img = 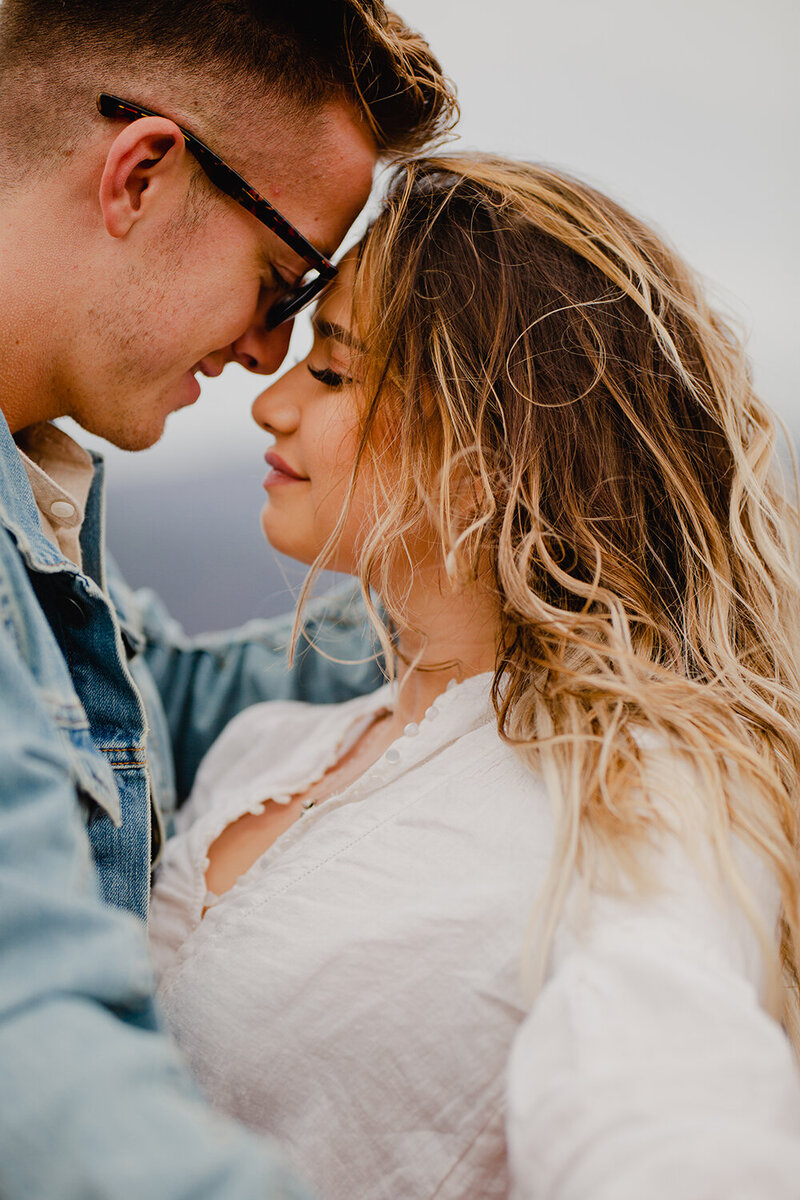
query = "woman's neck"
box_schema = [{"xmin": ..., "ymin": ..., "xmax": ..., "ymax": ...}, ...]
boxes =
[{"xmin": 388, "ymin": 568, "xmax": 500, "ymax": 727}]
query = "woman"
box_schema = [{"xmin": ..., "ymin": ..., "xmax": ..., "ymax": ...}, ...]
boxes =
[{"xmin": 149, "ymin": 157, "xmax": 800, "ymax": 1198}]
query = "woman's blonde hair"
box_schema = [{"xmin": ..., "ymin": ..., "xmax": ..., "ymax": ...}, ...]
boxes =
[{"xmin": 301, "ymin": 154, "xmax": 800, "ymax": 1041}]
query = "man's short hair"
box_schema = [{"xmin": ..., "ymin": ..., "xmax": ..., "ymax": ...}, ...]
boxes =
[{"xmin": 0, "ymin": 0, "xmax": 457, "ymax": 178}]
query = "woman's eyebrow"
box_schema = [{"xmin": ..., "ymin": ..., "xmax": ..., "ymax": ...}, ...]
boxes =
[{"xmin": 312, "ymin": 316, "xmax": 362, "ymax": 352}]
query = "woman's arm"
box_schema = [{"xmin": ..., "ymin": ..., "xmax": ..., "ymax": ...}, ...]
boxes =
[{"xmin": 507, "ymin": 837, "xmax": 800, "ymax": 1199}]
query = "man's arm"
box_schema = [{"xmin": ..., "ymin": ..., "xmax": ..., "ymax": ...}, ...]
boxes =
[
  {"xmin": 131, "ymin": 581, "xmax": 385, "ymax": 802},
  {"xmin": 0, "ymin": 626, "xmax": 314, "ymax": 1200}
]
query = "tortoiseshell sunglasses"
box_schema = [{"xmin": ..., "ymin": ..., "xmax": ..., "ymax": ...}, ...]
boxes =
[{"xmin": 97, "ymin": 93, "xmax": 338, "ymax": 330}]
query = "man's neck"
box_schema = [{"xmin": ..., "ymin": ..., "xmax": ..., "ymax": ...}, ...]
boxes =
[{"xmin": 0, "ymin": 191, "xmax": 70, "ymax": 434}]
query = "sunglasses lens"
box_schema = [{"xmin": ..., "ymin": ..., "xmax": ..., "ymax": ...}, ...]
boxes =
[{"xmin": 265, "ymin": 273, "xmax": 327, "ymax": 330}]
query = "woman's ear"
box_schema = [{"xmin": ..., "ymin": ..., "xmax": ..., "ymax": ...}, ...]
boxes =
[{"xmin": 98, "ymin": 116, "xmax": 188, "ymax": 238}]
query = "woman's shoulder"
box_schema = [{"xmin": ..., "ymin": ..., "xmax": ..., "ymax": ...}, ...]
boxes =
[
  {"xmin": 186, "ymin": 686, "xmax": 394, "ymax": 820},
  {"xmin": 214, "ymin": 687, "xmax": 388, "ymax": 746}
]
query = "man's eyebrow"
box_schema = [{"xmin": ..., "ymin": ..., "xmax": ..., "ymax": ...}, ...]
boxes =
[{"xmin": 312, "ymin": 316, "xmax": 362, "ymax": 352}]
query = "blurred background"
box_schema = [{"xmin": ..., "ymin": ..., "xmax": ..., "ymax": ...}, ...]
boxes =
[{"xmin": 71, "ymin": 0, "xmax": 799, "ymax": 633}]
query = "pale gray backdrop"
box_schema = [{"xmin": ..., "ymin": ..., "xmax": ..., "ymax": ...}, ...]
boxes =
[{"xmin": 72, "ymin": 0, "xmax": 799, "ymax": 632}]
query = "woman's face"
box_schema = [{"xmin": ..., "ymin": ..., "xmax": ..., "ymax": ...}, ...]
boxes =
[{"xmin": 251, "ymin": 252, "xmax": 374, "ymax": 571}]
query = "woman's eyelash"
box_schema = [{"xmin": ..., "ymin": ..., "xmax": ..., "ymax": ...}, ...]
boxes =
[{"xmin": 307, "ymin": 364, "xmax": 350, "ymax": 389}]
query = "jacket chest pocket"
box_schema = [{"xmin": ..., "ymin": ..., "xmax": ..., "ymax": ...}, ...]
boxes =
[{"xmin": 42, "ymin": 691, "xmax": 123, "ymax": 827}]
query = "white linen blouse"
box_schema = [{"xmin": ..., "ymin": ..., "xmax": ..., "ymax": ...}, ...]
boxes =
[
  {"xmin": 150, "ymin": 674, "xmax": 544, "ymax": 1199},
  {"xmin": 149, "ymin": 675, "xmax": 800, "ymax": 1200}
]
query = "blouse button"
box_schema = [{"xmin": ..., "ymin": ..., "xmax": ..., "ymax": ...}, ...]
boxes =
[
  {"xmin": 425, "ymin": 705, "xmax": 440, "ymax": 722},
  {"xmin": 403, "ymin": 722, "xmax": 419, "ymax": 738},
  {"xmin": 385, "ymin": 747, "xmax": 401, "ymax": 764}
]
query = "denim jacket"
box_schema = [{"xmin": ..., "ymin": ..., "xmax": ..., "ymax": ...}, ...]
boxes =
[{"xmin": 0, "ymin": 412, "xmax": 382, "ymax": 1199}]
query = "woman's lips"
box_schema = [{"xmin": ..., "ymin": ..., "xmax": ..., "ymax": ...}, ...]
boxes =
[{"xmin": 263, "ymin": 451, "xmax": 309, "ymax": 489}]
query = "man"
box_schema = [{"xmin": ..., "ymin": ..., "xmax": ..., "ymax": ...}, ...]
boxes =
[{"xmin": 0, "ymin": 2, "xmax": 456, "ymax": 1195}]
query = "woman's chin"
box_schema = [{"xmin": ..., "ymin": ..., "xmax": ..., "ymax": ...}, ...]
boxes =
[
  {"xmin": 259, "ymin": 503, "xmax": 360, "ymax": 575},
  {"xmin": 260, "ymin": 508, "xmax": 313, "ymax": 565}
]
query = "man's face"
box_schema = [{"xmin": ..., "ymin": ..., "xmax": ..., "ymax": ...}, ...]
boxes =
[{"xmin": 70, "ymin": 99, "xmax": 376, "ymax": 451}]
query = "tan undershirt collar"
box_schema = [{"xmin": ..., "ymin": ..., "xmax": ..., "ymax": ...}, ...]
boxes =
[{"xmin": 14, "ymin": 422, "xmax": 94, "ymax": 570}]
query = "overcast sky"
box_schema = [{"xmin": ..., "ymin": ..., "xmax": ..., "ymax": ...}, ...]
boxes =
[{"xmin": 77, "ymin": 0, "xmax": 799, "ymax": 482}]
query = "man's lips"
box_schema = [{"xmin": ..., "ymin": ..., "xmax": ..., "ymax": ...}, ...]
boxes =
[
  {"xmin": 173, "ymin": 360, "xmax": 220, "ymax": 412},
  {"xmin": 263, "ymin": 451, "xmax": 309, "ymax": 487},
  {"xmin": 176, "ymin": 373, "xmax": 201, "ymax": 408}
]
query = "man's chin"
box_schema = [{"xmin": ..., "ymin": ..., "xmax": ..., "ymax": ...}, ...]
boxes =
[
  {"xmin": 109, "ymin": 427, "xmax": 166, "ymax": 453},
  {"xmin": 78, "ymin": 413, "xmax": 168, "ymax": 454},
  {"xmin": 80, "ymin": 387, "xmax": 197, "ymax": 452}
]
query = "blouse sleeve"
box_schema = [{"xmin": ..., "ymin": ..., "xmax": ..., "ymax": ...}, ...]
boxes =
[
  {"xmin": 172, "ymin": 700, "xmax": 304, "ymax": 832},
  {"xmin": 172, "ymin": 696, "xmax": 351, "ymax": 833},
  {"xmin": 171, "ymin": 702, "xmax": 271, "ymax": 832},
  {"xmin": 506, "ymin": 833, "xmax": 800, "ymax": 1199}
]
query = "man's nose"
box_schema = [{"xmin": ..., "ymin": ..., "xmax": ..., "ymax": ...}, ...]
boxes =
[{"xmin": 231, "ymin": 312, "xmax": 295, "ymax": 375}]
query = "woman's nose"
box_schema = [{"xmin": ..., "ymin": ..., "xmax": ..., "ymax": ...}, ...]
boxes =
[{"xmin": 251, "ymin": 365, "xmax": 303, "ymax": 434}]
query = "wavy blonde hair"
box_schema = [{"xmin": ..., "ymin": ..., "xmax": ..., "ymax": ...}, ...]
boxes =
[{"xmin": 300, "ymin": 155, "xmax": 800, "ymax": 1041}]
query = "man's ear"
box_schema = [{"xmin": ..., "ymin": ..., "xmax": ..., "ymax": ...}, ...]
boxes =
[{"xmin": 98, "ymin": 117, "xmax": 188, "ymax": 238}]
